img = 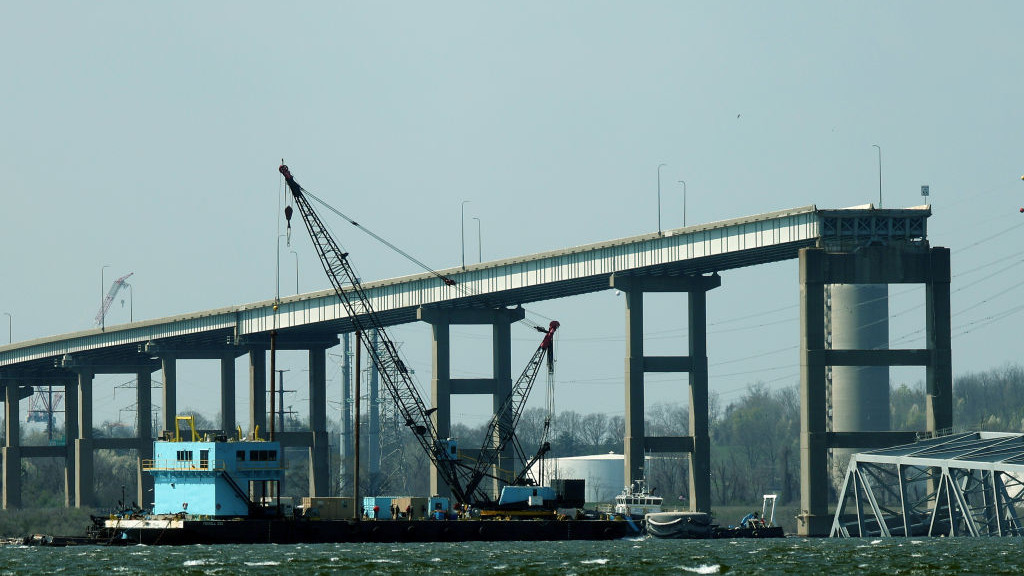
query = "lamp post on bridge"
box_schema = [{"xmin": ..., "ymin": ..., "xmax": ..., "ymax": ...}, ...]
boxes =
[
  {"xmin": 125, "ymin": 283, "xmax": 133, "ymax": 322},
  {"xmin": 290, "ymin": 250, "xmax": 299, "ymax": 295},
  {"xmin": 657, "ymin": 163, "xmax": 666, "ymax": 234},
  {"xmin": 677, "ymin": 179, "xmax": 687, "ymax": 227},
  {"xmin": 461, "ymin": 200, "xmax": 471, "ymax": 270},
  {"xmin": 472, "ymin": 217, "xmax": 481, "ymax": 263},
  {"xmin": 873, "ymin": 144, "xmax": 882, "ymax": 208}
]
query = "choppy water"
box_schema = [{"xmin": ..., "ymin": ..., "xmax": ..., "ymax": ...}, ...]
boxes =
[{"xmin": 2, "ymin": 537, "xmax": 1023, "ymax": 575}]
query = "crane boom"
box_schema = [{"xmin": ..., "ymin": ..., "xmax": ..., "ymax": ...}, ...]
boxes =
[
  {"xmin": 279, "ymin": 163, "xmax": 470, "ymax": 503},
  {"xmin": 463, "ymin": 321, "xmax": 559, "ymax": 503},
  {"xmin": 94, "ymin": 272, "xmax": 134, "ymax": 326}
]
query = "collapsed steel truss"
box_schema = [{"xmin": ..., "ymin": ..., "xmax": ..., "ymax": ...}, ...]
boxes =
[{"xmin": 831, "ymin": 432, "xmax": 1024, "ymax": 537}]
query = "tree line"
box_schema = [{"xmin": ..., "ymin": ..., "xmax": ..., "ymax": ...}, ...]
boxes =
[{"xmin": 8, "ymin": 363, "xmax": 1024, "ymax": 510}]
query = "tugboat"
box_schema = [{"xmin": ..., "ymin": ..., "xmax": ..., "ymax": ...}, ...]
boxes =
[{"xmin": 613, "ymin": 479, "xmax": 663, "ymax": 519}]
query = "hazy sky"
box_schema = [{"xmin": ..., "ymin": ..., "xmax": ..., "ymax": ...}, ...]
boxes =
[{"xmin": 3, "ymin": 2, "xmax": 1023, "ymax": 431}]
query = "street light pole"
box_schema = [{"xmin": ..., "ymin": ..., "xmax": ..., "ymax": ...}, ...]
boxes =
[
  {"xmin": 126, "ymin": 284, "xmax": 133, "ymax": 322},
  {"xmin": 276, "ymin": 234, "xmax": 286, "ymax": 302},
  {"xmin": 872, "ymin": 144, "xmax": 882, "ymax": 208},
  {"xmin": 290, "ymin": 250, "xmax": 299, "ymax": 295},
  {"xmin": 677, "ymin": 179, "xmax": 687, "ymax": 227},
  {"xmin": 101, "ymin": 264, "xmax": 110, "ymax": 331},
  {"xmin": 461, "ymin": 200, "xmax": 471, "ymax": 269},
  {"xmin": 472, "ymin": 217, "xmax": 481, "ymax": 263},
  {"xmin": 657, "ymin": 163, "xmax": 666, "ymax": 234},
  {"xmin": 3, "ymin": 312, "xmax": 10, "ymax": 344}
]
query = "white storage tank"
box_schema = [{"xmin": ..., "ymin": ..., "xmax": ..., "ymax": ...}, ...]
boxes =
[{"xmin": 537, "ymin": 453, "xmax": 654, "ymax": 503}]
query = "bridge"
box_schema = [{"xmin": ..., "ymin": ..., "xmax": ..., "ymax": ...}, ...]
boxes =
[{"xmin": 0, "ymin": 204, "xmax": 949, "ymax": 536}]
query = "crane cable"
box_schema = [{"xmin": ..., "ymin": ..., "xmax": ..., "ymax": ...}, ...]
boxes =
[{"xmin": 282, "ymin": 173, "xmax": 548, "ymax": 332}]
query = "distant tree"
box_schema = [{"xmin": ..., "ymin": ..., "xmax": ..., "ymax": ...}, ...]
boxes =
[{"xmin": 578, "ymin": 412, "xmax": 608, "ymax": 454}]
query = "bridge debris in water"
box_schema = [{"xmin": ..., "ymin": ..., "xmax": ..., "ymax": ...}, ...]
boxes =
[{"xmin": 831, "ymin": 431, "xmax": 1024, "ymax": 537}]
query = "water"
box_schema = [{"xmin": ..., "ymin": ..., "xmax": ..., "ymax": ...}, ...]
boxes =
[{"xmin": 2, "ymin": 537, "xmax": 1023, "ymax": 575}]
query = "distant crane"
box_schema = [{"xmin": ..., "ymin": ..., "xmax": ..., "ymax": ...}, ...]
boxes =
[
  {"xmin": 94, "ymin": 272, "xmax": 133, "ymax": 326},
  {"xmin": 26, "ymin": 386, "xmax": 64, "ymax": 442}
]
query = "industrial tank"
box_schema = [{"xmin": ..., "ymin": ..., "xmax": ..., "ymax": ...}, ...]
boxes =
[{"xmin": 539, "ymin": 453, "xmax": 628, "ymax": 503}]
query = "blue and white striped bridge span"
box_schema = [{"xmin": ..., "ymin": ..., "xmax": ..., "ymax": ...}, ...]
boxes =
[{"xmin": 0, "ymin": 204, "xmax": 940, "ymax": 532}]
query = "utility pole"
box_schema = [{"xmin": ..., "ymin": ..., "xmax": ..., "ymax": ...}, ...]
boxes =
[{"xmin": 275, "ymin": 369, "xmax": 293, "ymax": 433}]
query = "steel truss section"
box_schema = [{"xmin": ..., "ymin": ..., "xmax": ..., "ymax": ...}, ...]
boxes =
[{"xmin": 831, "ymin": 432, "xmax": 1024, "ymax": 537}]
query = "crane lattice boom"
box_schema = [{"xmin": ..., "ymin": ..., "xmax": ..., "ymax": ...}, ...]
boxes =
[
  {"xmin": 94, "ymin": 272, "xmax": 134, "ymax": 326},
  {"xmin": 279, "ymin": 164, "xmax": 470, "ymax": 503}
]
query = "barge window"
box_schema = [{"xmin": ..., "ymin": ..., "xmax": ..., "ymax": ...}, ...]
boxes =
[
  {"xmin": 236, "ymin": 451, "xmax": 245, "ymax": 461},
  {"xmin": 176, "ymin": 450, "xmax": 193, "ymax": 462},
  {"xmin": 248, "ymin": 450, "xmax": 278, "ymax": 462}
]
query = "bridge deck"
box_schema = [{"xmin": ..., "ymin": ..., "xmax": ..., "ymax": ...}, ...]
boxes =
[{"xmin": 0, "ymin": 204, "xmax": 929, "ymax": 375}]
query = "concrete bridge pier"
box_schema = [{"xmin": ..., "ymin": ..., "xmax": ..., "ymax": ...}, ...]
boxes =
[
  {"xmin": 2, "ymin": 379, "xmax": 28, "ymax": 508},
  {"xmin": 56, "ymin": 355, "xmax": 160, "ymax": 508},
  {"xmin": 798, "ymin": 245, "xmax": 952, "ymax": 537},
  {"xmin": 74, "ymin": 369, "xmax": 95, "ymax": 508},
  {"xmin": 135, "ymin": 370, "xmax": 153, "ymax": 507},
  {"xmin": 611, "ymin": 272, "xmax": 720, "ymax": 514},
  {"xmin": 249, "ymin": 347, "xmax": 268, "ymax": 438},
  {"xmin": 417, "ymin": 306, "xmax": 526, "ymax": 501},
  {"xmin": 307, "ymin": 345, "xmax": 330, "ymax": 497}
]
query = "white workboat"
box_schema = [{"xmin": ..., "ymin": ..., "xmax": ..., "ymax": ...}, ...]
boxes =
[{"xmin": 613, "ymin": 479, "xmax": 663, "ymax": 518}]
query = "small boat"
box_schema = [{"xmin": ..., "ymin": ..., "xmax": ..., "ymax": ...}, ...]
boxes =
[
  {"xmin": 645, "ymin": 494, "xmax": 785, "ymax": 539},
  {"xmin": 613, "ymin": 479, "xmax": 663, "ymax": 519}
]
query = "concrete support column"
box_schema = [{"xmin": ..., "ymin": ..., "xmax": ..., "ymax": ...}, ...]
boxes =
[
  {"xmin": 492, "ymin": 315, "xmax": 515, "ymax": 492},
  {"xmin": 3, "ymin": 381, "xmax": 22, "ymax": 508},
  {"xmin": 75, "ymin": 371, "xmax": 95, "ymax": 508},
  {"xmin": 220, "ymin": 355, "xmax": 236, "ymax": 435},
  {"xmin": 136, "ymin": 370, "xmax": 153, "ymax": 508},
  {"xmin": 428, "ymin": 320, "xmax": 451, "ymax": 499},
  {"xmin": 161, "ymin": 356, "xmax": 176, "ymax": 435},
  {"xmin": 249, "ymin": 349, "xmax": 267, "ymax": 438},
  {"xmin": 308, "ymin": 346, "xmax": 329, "ymax": 497},
  {"xmin": 799, "ymin": 248, "xmax": 834, "ymax": 537},
  {"xmin": 418, "ymin": 306, "xmax": 526, "ymax": 501},
  {"xmin": 612, "ymin": 273, "xmax": 719, "ymax": 501},
  {"xmin": 688, "ymin": 289, "xmax": 711, "ymax": 514},
  {"xmin": 623, "ymin": 287, "xmax": 646, "ymax": 487},
  {"xmin": 368, "ymin": 331, "xmax": 380, "ymax": 492},
  {"xmin": 926, "ymin": 248, "xmax": 953, "ymax": 432},
  {"xmin": 340, "ymin": 333, "xmax": 352, "ymax": 489},
  {"xmin": 64, "ymin": 378, "xmax": 78, "ymax": 508}
]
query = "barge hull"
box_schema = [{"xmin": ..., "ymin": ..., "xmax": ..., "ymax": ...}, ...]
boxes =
[{"xmin": 95, "ymin": 518, "xmax": 637, "ymax": 545}]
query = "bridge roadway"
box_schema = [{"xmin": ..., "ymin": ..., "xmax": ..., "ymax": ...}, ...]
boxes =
[
  {"xmin": 0, "ymin": 204, "xmax": 944, "ymax": 537},
  {"xmin": 0, "ymin": 204, "xmax": 928, "ymax": 370}
]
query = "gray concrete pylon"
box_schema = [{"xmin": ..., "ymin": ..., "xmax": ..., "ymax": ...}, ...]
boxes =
[
  {"xmin": 136, "ymin": 370, "xmax": 153, "ymax": 508},
  {"xmin": 797, "ymin": 245, "xmax": 953, "ymax": 537},
  {"xmin": 799, "ymin": 249, "xmax": 829, "ymax": 537},
  {"xmin": 161, "ymin": 355, "xmax": 176, "ymax": 435},
  {"xmin": 64, "ymin": 377, "xmax": 78, "ymax": 507},
  {"xmin": 417, "ymin": 306, "xmax": 527, "ymax": 502},
  {"xmin": 926, "ymin": 248, "xmax": 953, "ymax": 431},
  {"xmin": 610, "ymin": 272, "xmax": 719, "ymax": 514},
  {"xmin": 220, "ymin": 355, "xmax": 236, "ymax": 435},
  {"xmin": 75, "ymin": 370, "xmax": 95, "ymax": 508},
  {"xmin": 688, "ymin": 286, "xmax": 712, "ymax": 514},
  {"xmin": 3, "ymin": 379, "xmax": 22, "ymax": 509},
  {"xmin": 308, "ymin": 346, "xmax": 329, "ymax": 497},
  {"xmin": 249, "ymin": 348, "xmax": 267, "ymax": 438},
  {"xmin": 340, "ymin": 333, "xmax": 352, "ymax": 490},
  {"xmin": 368, "ymin": 331, "xmax": 380, "ymax": 493}
]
